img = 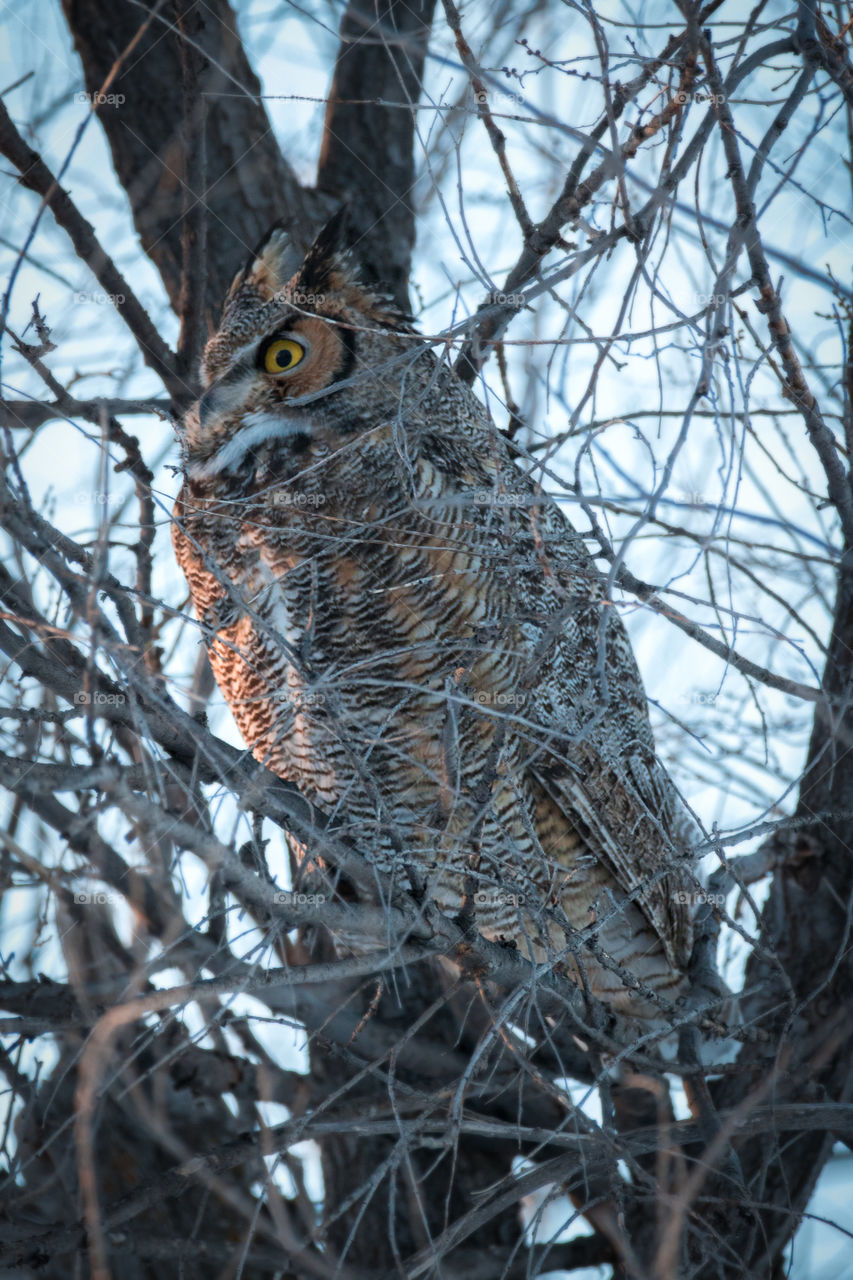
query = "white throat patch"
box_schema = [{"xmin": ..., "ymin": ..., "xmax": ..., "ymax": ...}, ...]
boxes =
[{"xmin": 190, "ymin": 412, "xmax": 312, "ymax": 480}]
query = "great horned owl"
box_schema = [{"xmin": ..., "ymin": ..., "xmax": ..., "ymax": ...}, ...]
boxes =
[{"xmin": 172, "ymin": 213, "xmax": 698, "ymax": 1016}]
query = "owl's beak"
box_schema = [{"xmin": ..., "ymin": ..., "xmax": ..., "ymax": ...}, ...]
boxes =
[
  {"xmin": 197, "ymin": 389, "xmax": 213, "ymax": 433},
  {"xmin": 197, "ymin": 368, "xmax": 254, "ymax": 434},
  {"xmin": 197, "ymin": 384, "xmax": 226, "ymax": 434}
]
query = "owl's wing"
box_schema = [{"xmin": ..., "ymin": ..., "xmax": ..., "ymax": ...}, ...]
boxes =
[
  {"xmin": 505, "ymin": 485, "xmax": 696, "ymax": 970},
  {"xmin": 528, "ymin": 734, "xmax": 695, "ymax": 971}
]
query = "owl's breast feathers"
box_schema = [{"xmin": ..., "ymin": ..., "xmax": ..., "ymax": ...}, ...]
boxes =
[{"xmin": 173, "ymin": 414, "xmax": 695, "ymax": 1006}]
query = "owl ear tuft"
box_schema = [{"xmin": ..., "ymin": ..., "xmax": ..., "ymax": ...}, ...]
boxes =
[
  {"xmin": 287, "ymin": 206, "xmax": 414, "ymax": 328},
  {"xmin": 225, "ymin": 220, "xmax": 305, "ymax": 305},
  {"xmin": 289, "ymin": 205, "xmax": 353, "ymax": 296}
]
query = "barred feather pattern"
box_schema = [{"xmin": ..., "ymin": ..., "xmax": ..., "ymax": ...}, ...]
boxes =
[{"xmin": 173, "ymin": 219, "xmax": 697, "ymax": 1015}]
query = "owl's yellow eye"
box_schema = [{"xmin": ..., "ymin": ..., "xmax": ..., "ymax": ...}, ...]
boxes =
[{"xmin": 261, "ymin": 337, "xmax": 306, "ymax": 375}]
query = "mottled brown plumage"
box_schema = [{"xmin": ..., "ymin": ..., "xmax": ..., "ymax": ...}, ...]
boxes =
[{"xmin": 172, "ymin": 214, "xmax": 698, "ymax": 1014}]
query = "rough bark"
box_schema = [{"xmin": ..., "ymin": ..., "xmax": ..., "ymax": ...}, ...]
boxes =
[
  {"xmin": 317, "ymin": 0, "xmax": 437, "ymax": 312},
  {"xmin": 692, "ymin": 545, "xmax": 853, "ymax": 1278},
  {"xmin": 61, "ymin": 0, "xmax": 326, "ymax": 331},
  {"xmin": 312, "ymin": 956, "xmax": 529, "ymax": 1268}
]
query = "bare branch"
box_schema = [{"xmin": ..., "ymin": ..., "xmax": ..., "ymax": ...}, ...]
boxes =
[{"xmin": 0, "ymin": 97, "xmax": 186, "ymax": 402}]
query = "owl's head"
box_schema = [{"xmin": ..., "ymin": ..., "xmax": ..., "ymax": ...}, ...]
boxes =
[{"xmin": 183, "ymin": 210, "xmax": 429, "ymax": 480}]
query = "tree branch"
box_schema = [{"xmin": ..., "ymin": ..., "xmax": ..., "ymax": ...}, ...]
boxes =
[
  {"xmin": 317, "ymin": 0, "xmax": 437, "ymax": 312},
  {"xmin": 0, "ymin": 97, "xmax": 186, "ymax": 402}
]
